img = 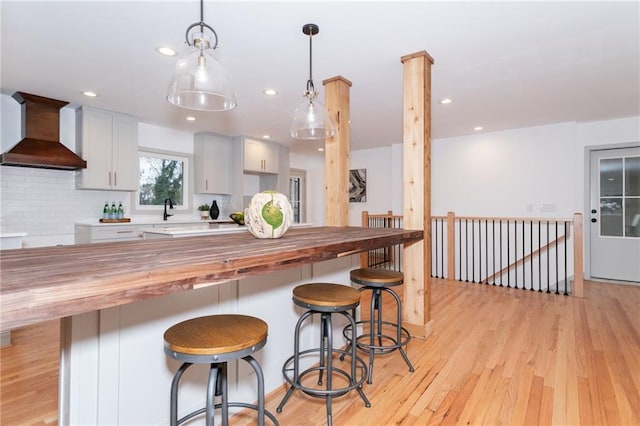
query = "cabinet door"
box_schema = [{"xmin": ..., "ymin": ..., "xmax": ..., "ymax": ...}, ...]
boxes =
[
  {"xmin": 111, "ymin": 115, "xmax": 139, "ymax": 191},
  {"xmin": 243, "ymin": 139, "xmax": 279, "ymax": 174},
  {"xmin": 76, "ymin": 108, "xmax": 113, "ymax": 189},
  {"xmin": 194, "ymin": 134, "xmax": 232, "ymax": 194},
  {"xmin": 262, "ymin": 143, "xmax": 279, "ymax": 174}
]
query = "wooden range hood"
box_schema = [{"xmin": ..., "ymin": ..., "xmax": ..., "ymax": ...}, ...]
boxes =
[{"xmin": 0, "ymin": 92, "xmax": 87, "ymax": 170}]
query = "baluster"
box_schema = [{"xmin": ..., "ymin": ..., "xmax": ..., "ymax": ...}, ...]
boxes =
[
  {"xmin": 530, "ymin": 220, "xmax": 534, "ymax": 291},
  {"xmin": 564, "ymin": 221, "xmax": 569, "ymax": 296},
  {"xmin": 471, "ymin": 219, "xmax": 475, "ymax": 283},
  {"xmin": 507, "ymin": 220, "xmax": 511, "ymax": 288},
  {"xmin": 522, "ymin": 220, "xmax": 525, "ymax": 290},
  {"xmin": 546, "ymin": 221, "xmax": 551, "ymax": 294},
  {"xmin": 485, "ymin": 220, "xmax": 488, "ymax": 284},
  {"xmin": 538, "ymin": 221, "xmax": 542, "ymax": 292},
  {"xmin": 555, "ymin": 220, "xmax": 560, "ymax": 294},
  {"xmin": 492, "ymin": 220, "xmax": 496, "ymax": 285},
  {"xmin": 499, "ymin": 220, "xmax": 503, "ymax": 287}
]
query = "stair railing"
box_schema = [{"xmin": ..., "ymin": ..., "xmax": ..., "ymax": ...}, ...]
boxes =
[{"xmin": 360, "ymin": 211, "xmax": 584, "ymax": 297}]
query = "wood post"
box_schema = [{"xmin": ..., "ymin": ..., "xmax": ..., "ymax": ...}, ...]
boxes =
[
  {"xmin": 573, "ymin": 212, "xmax": 584, "ymax": 297},
  {"xmin": 360, "ymin": 210, "xmax": 370, "ymax": 267},
  {"xmin": 447, "ymin": 211, "xmax": 456, "ymax": 281},
  {"xmin": 323, "ymin": 76, "xmax": 352, "ymax": 226},
  {"xmin": 401, "ymin": 51, "xmax": 434, "ymax": 338}
]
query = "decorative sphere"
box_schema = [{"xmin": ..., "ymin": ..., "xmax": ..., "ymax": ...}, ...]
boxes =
[{"xmin": 245, "ymin": 191, "xmax": 294, "ymax": 239}]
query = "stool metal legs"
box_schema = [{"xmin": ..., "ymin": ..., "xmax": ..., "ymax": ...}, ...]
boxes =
[
  {"xmin": 344, "ymin": 286, "xmax": 414, "ymax": 384},
  {"xmin": 278, "ymin": 309, "xmax": 370, "ymax": 426},
  {"xmin": 170, "ymin": 357, "xmax": 278, "ymax": 426}
]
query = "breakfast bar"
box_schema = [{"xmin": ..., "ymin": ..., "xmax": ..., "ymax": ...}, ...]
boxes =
[{"xmin": 1, "ymin": 226, "xmax": 423, "ymax": 425}]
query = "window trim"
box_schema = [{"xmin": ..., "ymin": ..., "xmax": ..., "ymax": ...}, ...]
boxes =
[{"xmin": 130, "ymin": 148, "xmax": 193, "ymax": 215}]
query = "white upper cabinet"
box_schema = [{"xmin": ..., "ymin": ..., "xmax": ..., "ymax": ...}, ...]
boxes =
[
  {"xmin": 243, "ymin": 138, "xmax": 279, "ymax": 174},
  {"xmin": 76, "ymin": 107, "xmax": 138, "ymax": 191},
  {"xmin": 194, "ymin": 133, "xmax": 232, "ymax": 194}
]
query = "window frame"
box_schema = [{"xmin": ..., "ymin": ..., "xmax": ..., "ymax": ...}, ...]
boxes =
[{"xmin": 130, "ymin": 148, "xmax": 193, "ymax": 215}]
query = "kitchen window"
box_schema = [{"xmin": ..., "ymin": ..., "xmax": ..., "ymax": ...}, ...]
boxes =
[{"xmin": 132, "ymin": 149, "xmax": 192, "ymax": 213}]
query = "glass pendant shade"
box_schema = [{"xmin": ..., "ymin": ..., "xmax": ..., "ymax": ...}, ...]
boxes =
[
  {"xmin": 290, "ymin": 23, "xmax": 335, "ymax": 140},
  {"xmin": 290, "ymin": 94, "xmax": 336, "ymax": 140},
  {"xmin": 166, "ymin": 0, "xmax": 236, "ymax": 111}
]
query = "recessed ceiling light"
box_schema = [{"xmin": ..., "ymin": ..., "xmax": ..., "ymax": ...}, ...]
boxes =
[
  {"xmin": 317, "ymin": 147, "xmax": 325, "ymax": 152},
  {"xmin": 155, "ymin": 46, "xmax": 178, "ymax": 57},
  {"xmin": 473, "ymin": 126, "xmax": 483, "ymax": 131},
  {"xmin": 440, "ymin": 98, "xmax": 453, "ymax": 104},
  {"xmin": 186, "ymin": 116, "xmax": 196, "ymax": 121},
  {"xmin": 262, "ymin": 135, "xmax": 270, "ymax": 139},
  {"xmin": 82, "ymin": 91, "xmax": 98, "ymax": 97},
  {"xmin": 263, "ymin": 89, "xmax": 278, "ymax": 96}
]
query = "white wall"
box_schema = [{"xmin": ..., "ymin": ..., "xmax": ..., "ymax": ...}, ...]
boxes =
[{"xmin": 342, "ymin": 118, "xmax": 639, "ymax": 222}]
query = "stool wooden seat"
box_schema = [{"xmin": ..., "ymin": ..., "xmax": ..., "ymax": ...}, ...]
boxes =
[
  {"xmin": 344, "ymin": 268, "xmax": 414, "ymax": 384},
  {"xmin": 278, "ymin": 283, "xmax": 370, "ymax": 426},
  {"xmin": 164, "ymin": 314, "xmax": 267, "ymax": 358},
  {"xmin": 164, "ymin": 314, "xmax": 278, "ymax": 426},
  {"xmin": 350, "ymin": 268, "xmax": 404, "ymax": 287},
  {"xmin": 293, "ymin": 283, "xmax": 361, "ymax": 310}
]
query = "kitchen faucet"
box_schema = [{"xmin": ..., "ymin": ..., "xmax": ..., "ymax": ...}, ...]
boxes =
[{"xmin": 163, "ymin": 198, "xmax": 174, "ymax": 221}]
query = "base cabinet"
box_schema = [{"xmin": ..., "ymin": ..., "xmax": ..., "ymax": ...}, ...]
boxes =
[{"xmin": 75, "ymin": 107, "xmax": 138, "ymax": 191}]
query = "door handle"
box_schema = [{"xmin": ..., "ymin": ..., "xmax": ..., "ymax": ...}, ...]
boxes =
[
  {"xmin": 591, "ymin": 218, "xmax": 597, "ymax": 223},
  {"xmin": 591, "ymin": 209, "xmax": 597, "ymax": 214}
]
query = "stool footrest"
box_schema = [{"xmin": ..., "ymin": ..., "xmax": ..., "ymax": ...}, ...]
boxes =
[
  {"xmin": 178, "ymin": 402, "xmax": 278, "ymax": 426},
  {"xmin": 343, "ymin": 321, "xmax": 412, "ymax": 351},
  {"xmin": 281, "ymin": 348, "xmax": 368, "ymax": 397}
]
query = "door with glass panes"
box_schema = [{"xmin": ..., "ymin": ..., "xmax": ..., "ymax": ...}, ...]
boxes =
[{"xmin": 589, "ymin": 146, "xmax": 640, "ymax": 283}]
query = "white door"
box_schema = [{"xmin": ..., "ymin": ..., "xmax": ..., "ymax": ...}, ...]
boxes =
[{"xmin": 589, "ymin": 146, "xmax": 640, "ymax": 283}]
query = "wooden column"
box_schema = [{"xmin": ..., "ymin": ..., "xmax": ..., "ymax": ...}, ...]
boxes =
[
  {"xmin": 323, "ymin": 76, "xmax": 352, "ymax": 226},
  {"xmin": 401, "ymin": 51, "xmax": 434, "ymax": 338}
]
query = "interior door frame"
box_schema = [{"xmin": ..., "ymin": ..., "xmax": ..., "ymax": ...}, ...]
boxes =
[{"xmin": 583, "ymin": 141, "xmax": 639, "ymax": 280}]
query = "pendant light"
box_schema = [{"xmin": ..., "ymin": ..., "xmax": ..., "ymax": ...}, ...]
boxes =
[
  {"xmin": 290, "ymin": 24, "xmax": 336, "ymax": 140},
  {"xmin": 166, "ymin": 0, "xmax": 236, "ymax": 111}
]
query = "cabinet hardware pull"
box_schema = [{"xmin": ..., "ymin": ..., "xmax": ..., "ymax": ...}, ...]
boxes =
[
  {"xmin": 116, "ymin": 230, "xmax": 134, "ymax": 234},
  {"xmin": 114, "ymin": 172, "xmax": 117, "ymax": 186},
  {"xmin": 206, "ymin": 179, "xmax": 208, "ymax": 191},
  {"xmin": 108, "ymin": 171, "xmax": 112, "ymax": 186}
]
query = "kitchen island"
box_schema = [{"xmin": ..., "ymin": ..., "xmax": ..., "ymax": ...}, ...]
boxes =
[{"xmin": 1, "ymin": 226, "xmax": 423, "ymax": 425}]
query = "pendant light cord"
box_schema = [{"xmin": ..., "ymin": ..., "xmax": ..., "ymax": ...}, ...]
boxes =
[{"xmin": 307, "ymin": 31, "xmax": 315, "ymax": 94}]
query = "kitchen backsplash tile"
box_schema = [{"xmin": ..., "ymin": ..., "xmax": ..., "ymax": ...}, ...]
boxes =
[{"xmin": 1, "ymin": 167, "xmax": 235, "ymax": 248}]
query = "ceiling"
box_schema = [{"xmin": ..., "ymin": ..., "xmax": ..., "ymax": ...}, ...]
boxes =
[{"xmin": 1, "ymin": 1, "xmax": 638, "ymax": 156}]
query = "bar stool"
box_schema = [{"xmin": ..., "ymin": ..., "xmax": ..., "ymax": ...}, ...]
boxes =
[
  {"xmin": 277, "ymin": 283, "xmax": 370, "ymax": 426},
  {"xmin": 163, "ymin": 314, "xmax": 279, "ymax": 426},
  {"xmin": 343, "ymin": 268, "xmax": 414, "ymax": 384}
]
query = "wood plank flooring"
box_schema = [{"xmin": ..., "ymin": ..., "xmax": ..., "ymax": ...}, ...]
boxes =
[
  {"xmin": 0, "ymin": 319, "xmax": 59, "ymax": 426},
  {"xmin": 1, "ymin": 279, "xmax": 638, "ymax": 425}
]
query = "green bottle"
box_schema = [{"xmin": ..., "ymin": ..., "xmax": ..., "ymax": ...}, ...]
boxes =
[
  {"xmin": 117, "ymin": 202, "xmax": 124, "ymax": 219},
  {"xmin": 110, "ymin": 202, "xmax": 117, "ymax": 219},
  {"xmin": 103, "ymin": 202, "xmax": 109, "ymax": 219}
]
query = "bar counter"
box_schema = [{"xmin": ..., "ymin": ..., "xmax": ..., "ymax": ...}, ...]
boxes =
[{"xmin": 0, "ymin": 226, "xmax": 423, "ymax": 331}]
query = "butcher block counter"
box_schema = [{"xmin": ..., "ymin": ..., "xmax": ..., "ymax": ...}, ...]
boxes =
[{"xmin": 0, "ymin": 226, "xmax": 423, "ymax": 332}]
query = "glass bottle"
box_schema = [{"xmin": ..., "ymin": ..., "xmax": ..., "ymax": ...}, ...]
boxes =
[
  {"xmin": 117, "ymin": 202, "xmax": 124, "ymax": 219},
  {"xmin": 103, "ymin": 202, "xmax": 109, "ymax": 219},
  {"xmin": 110, "ymin": 202, "xmax": 117, "ymax": 219}
]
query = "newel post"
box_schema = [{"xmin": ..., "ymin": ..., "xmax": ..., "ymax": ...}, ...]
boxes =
[
  {"xmin": 447, "ymin": 211, "xmax": 456, "ymax": 281},
  {"xmin": 360, "ymin": 211, "xmax": 370, "ymax": 267},
  {"xmin": 573, "ymin": 212, "xmax": 584, "ymax": 297}
]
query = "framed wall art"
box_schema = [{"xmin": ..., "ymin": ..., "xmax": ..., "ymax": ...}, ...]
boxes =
[{"xmin": 349, "ymin": 168, "xmax": 367, "ymax": 202}]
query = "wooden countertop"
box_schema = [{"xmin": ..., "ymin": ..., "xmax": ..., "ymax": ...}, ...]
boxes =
[{"xmin": 0, "ymin": 226, "xmax": 423, "ymax": 331}]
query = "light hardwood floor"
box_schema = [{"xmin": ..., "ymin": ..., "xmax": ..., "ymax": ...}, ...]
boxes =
[{"xmin": 1, "ymin": 279, "xmax": 638, "ymax": 425}]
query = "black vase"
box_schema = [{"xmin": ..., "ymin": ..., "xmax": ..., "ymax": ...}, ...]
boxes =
[{"xmin": 209, "ymin": 200, "xmax": 220, "ymax": 220}]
